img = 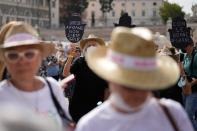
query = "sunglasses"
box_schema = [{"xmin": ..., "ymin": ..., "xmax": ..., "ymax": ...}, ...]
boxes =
[{"xmin": 4, "ymin": 49, "xmax": 39, "ymax": 63}]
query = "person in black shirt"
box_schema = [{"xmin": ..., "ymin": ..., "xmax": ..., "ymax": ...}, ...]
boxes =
[{"xmin": 69, "ymin": 34, "xmax": 108, "ymax": 123}]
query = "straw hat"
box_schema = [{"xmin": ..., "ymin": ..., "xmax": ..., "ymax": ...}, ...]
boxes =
[
  {"xmin": 86, "ymin": 27, "xmax": 180, "ymax": 90},
  {"xmin": 158, "ymin": 46, "xmax": 180, "ymax": 62},
  {"xmin": 158, "ymin": 46, "xmax": 179, "ymax": 56},
  {"xmin": 0, "ymin": 21, "xmax": 55, "ymax": 60},
  {"xmin": 153, "ymin": 32, "xmax": 171, "ymax": 49},
  {"xmin": 80, "ymin": 34, "xmax": 105, "ymax": 50}
]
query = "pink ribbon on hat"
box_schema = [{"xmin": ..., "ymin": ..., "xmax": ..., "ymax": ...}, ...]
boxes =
[
  {"xmin": 107, "ymin": 49, "xmax": 157, "ymax": 70},
  {"xmin": 4, "ymin": 33, "xmax": 40, "ymax": 46}
]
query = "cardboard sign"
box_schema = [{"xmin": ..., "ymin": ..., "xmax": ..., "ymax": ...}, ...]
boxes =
[
  {"xmin": 64, "ymin": 13, "xmax": 86, "ymax": 43},
  {"xmin": 168, "ymin": 17, "xmax": 192, "ymax": 49}
]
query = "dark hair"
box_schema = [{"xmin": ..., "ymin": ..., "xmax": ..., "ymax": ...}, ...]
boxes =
[
  {"xmin": 189, "ymin": 38, "xmax": 194, "ymax": 46},
  {"xmin": 169, "ymin": 47, "xmax": 176, "ymax": 55}
]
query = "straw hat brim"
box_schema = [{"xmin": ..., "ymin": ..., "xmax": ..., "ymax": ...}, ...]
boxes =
[
  {"xmin": 0, "ymin": 41, "xmax": 55, "ymax": 61},
  {"xmin": 80, "ymin": 38, "xmax": 105, "ymax": 50},
  {"xmin": 86, "ymin": 47, "xmax": 180, "ymax": 90}
]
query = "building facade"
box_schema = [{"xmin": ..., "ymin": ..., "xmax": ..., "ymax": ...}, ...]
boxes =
[
  {"xmin": 84, "ymin": 0, "xmax": 163, "ymax": 27},
  {"xmin": 0, "ymin": 0, "xmax": 59, "ymax": 28},
  {"xmin": 50, "ymin": 0, "xmax": 59, "ymax": 28},
  {"xmin": 192, "ymin": 4, "xmax": 197, "ymax": 17}
]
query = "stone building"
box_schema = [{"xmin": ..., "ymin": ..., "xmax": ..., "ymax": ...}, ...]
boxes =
[
  {"xmin": 84, "ymin": 0, "xmax": 163, "ymax": 27},
  {"xmin": 189, "ymin": 4, "xmax": 197, "ymax": 22},
  {"xmin": 0, "ymin": 0, "xmax": 59, "ymax": 28},
  {"xmin": 190, "ymin": 4, "xmax": 197, "ymax": 44}
]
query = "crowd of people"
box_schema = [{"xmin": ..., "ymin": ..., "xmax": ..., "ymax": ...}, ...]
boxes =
[{"xmin": 0, "ymin": 13, "xmax": 196, "ymax": 131}]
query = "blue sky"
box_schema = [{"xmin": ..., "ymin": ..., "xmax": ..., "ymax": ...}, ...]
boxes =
[{"xmin": 168, "ymin": 0, "xmax": 197, "ymax": 15}]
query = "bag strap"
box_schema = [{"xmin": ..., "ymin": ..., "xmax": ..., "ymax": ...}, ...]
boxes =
[
  {"xmin": 159, "ymin": 101, "xmax": 179, "ymax": 131},
  {"xmin": 45, "ymin": 78, "xmax": 72, "ymax": 124}
]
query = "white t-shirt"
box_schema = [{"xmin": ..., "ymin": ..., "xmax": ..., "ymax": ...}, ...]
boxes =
[
  {"xmin": 0, "ymin": 77, "xmax": 69, "ymax": 128},
  {"xmin": 76, "ymin": 97, "xmax": 194, "ymax": 131}
]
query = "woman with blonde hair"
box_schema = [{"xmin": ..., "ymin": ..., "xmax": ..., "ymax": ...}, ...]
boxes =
[{"xmin": 0, "ymin": 21, "xmax": 72, "ymax": 130}]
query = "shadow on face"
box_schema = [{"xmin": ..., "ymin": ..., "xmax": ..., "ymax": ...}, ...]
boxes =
[{"xmin": 109, "ymin": 82, "xmax": 150, "ymax": 107}]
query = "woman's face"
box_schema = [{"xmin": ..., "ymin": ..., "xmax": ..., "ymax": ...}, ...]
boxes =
[
  {"xmin": 3, "ymin": 45, "xmax": 42, "ymax": 80},
  {"xmin": 83, "ymin": 40, "xmax": 99, "ymax": 55},
  {"xmin": 109, "ymin": 82, "xmax": 150, "ymax": 108},
  {"xmin": 183, "ymin": 43, "xmax": 194, "ymax": 54}
]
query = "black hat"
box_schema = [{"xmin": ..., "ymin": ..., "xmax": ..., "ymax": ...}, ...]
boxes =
[{"xmin": 114, "ymin": 13, "xmax": 136, "ymax": 28}]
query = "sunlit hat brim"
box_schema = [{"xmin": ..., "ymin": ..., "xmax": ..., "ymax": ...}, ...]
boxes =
[
  {"xmin": 0, "ymin": 41, "xmax": 55, "ymax": 61},
  {"xmin": 86, "ymin": 47, "xmax": 180, "ymax": 90},
  {"xmin": 80, "ymin": 38, "xmax": 105, "ymax": 50}
]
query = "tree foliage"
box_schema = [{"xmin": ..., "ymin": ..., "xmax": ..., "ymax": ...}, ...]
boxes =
[
  {"xmin": 99, "ymin": 0, "xmax": 114, "ymax": 13},
  {"xmin": 159, "ymin": 1, "xmax": 185, "ymax": 24},
  {"xmin": 66, "ymin": 0, "xmax": 89, "ymax": 16}
]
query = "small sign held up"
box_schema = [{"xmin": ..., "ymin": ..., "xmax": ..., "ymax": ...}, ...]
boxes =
[
  {"xmin": 64, "ymin": 13, "xmax": 86, "ymax": 43},
  {"xmin": 168, "ymin": 17, "xmax": 192, "ymax": 49}
]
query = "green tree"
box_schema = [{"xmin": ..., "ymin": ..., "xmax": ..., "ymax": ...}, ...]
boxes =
[
  {"xmin": 66, "ymin": 0, "xmax": 89, "ymax": 16},
  {"xmin": 159, "ymin": 1, "xmax": 185, "ymax": 24},
  {"xmin": 99, "ymin": 0, "xmax": 114, "ymax": 25},
  {"xmin": 99, "ymin": 0, "xmax": 113, "ymax": 13}
]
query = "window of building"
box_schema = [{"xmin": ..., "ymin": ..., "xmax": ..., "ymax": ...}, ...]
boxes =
[
  {"xmin": 0, "ymin": 16, "xmax": 2, "ymax": 26},
  {"xmin": 15, "ymin": 0, "xmax": 21, "ymax": 4},
  {"xmin": 6, "ymin": 17, "xmax": 10, "ymax": 23},
  {"xmin": 52, "ymin": 13, "xmax": 55, "ymax": 18},
  {"xmin": 26, "ymin": 0, "xmax": 30, "ymax": 4},
  {"xmin": 121, "ymin": 3, "xmax": 125, "ymax": 7},
  {"xmin": 142, "ymin": 10, "xmax": 145, "ymax": 16},
  {"xmin": 142, "ymin": 2, "xmax": 145, "ymax": 6},
  {"xmin": 153, "ymin": 10, "xmax": 157, "ymax": 17},
  {"xmin": 9, "ymin": 8, "xmax": 14, "ymax": 15},
  {"xmin": 16, "ymin": 0, "xmax": 22, "ymax": 3},
  {"xmin": 112, "ymin": 3, "xmax": 115, "ymax": 7},
  {"xmin": 39, "ymin": 0, "xmax": 44, "ymax": 6},
  {"xmin": 112, "ymin": 11, "xmax": 115, "ymax": 17},
  {"xmin": 132, "ymin": 10, "xmax": 135, "ymax": 17},
  {"xmin": 132, "ymin": 2, "xmax": 135, "ymax": 6},
  {"xmin": 34, "ymin": 0, "xmax": 38, "ymax": 6},
  {"xmin": 25, "ymin": 10, "xmax": 31, "ymax": 17},
  {"xmin": 52, "ymin": 0, "xmax": 56, "ymax": 8},
  {"xmin": 153, "ymin": 2, "xmax": 157, "ymax": 6},
  {"xmin": 91, "ymin": 3, "xmax": 94, "ymax": 7},
  {"xmin": 31, "ymin": 0, "xmax": 34, "ymax": 5},
  {"xmin": 0, "ymin": 9, "xmax": 2, "ymax": 15}
]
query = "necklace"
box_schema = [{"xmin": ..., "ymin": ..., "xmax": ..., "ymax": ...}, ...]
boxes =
[{"xmin": 6, "ymin": 79, "xmax": 40, "ymax": 112}]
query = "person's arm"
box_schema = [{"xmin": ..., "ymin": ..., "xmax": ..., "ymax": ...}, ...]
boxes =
[
  {"xmin": 178, "ymin": 61, "xmax": 185, "ymax": 76},
  {"xmin": 59, "ymin": 74, "xmax": 75, "ymax": 90},
  {"xmin": 62, "ymin": 56, "xmax": 74, "ymax": 77}
]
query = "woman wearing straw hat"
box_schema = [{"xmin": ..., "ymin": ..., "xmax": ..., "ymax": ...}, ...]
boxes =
[
  {"xmin": 0, "ymin": 21, "xmax": 72, "ymax": 130},
  {"xmin": 158, "ymin": 46, "xmax": 183, "ymax": 105},
  {"xmin": 76, "ymin": 27, "xmax": 193, "ymax": 131},
  {"xmin": 68, "ymin": 34, "xmax": 108, "ymax": 123}
]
